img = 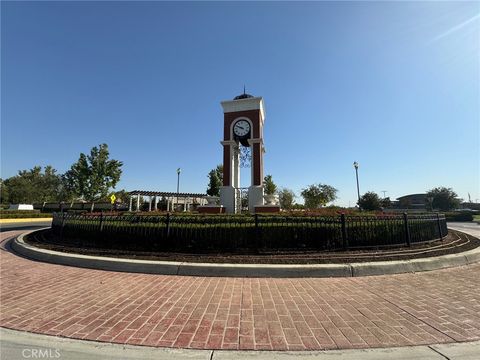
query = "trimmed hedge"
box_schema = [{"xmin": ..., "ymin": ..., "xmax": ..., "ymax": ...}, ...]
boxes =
[
  {"xmin": 50, "ymin": 213, "xmax": 448, "ymax": 253},
  {"xmin": 444, "ymin": 212, "xmax": 474, "ymax": 222},
  {"xmin": 0, "ymin": 210, "xmax": 52, "ymax": 219}
]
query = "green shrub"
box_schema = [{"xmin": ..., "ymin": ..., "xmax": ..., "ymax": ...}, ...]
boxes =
[
  {"xmin": 444, "ymin": 212, "xmax": 473, "ymax": 222},
  {"xmin": 50, "ymin": 212, "xmax": 447, "ymax": 252},
  {"xmin": 0, "ymin": 210, "xmax": 52, "ymax": 219}
]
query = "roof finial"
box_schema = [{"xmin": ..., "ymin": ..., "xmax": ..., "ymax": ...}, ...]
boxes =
[{"xmin": 243, "ymin": 85, "xmax": 246, "ymax": 95}]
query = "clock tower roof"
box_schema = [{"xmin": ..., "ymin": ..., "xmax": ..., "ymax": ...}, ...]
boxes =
[{"xmin": 233, "ymin": 93, "xmax": 254, "ymax": 100}]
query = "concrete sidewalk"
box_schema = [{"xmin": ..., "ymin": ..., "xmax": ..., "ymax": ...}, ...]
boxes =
[{"xmin": 1, "ymin": 327, "xmax": 479, "ymax": 360}]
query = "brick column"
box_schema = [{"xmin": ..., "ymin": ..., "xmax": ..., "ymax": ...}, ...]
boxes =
[{"xmin": 223, "ymin": 144, "xmax": 231, "ymax": 186}]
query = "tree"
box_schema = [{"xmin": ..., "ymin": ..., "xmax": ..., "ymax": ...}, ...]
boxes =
[
  {"xmin": 3, "ymin": 166, "xmax": 63, "ymax": 204},
  {"xmin": 426, "ymin": 187, "xmax": 461, "ymax": 211},
  {"xmin": 358, "ymin": 192, "xmax": 382, "ymax": 211},
  {"xmin": 278, "ymin": 188, "xmax": 295, "ymax": 210},
  {"xmin": 0, "ymin": 179, "xmax": 8, "ymax": 205},
  {"xmin": 381, "ymin": 197, "xmax": 392, "ymax": 209},
  {"xmin": 300, "ymin": 184, "xmax": 337, "ymax": 209},
  {"xmin": 263, "ymin": 175, "xmax": 277, "ymax": 195},
  {"xmin": 63, "ymin": 144, "xmax": 123, "ymax": 205},
  {"xmin": 206, "ymin": 165, "xmax": 223, "ymax": 196},
  {"xmin": 39, "ymin": 166, "xmax": 64, "ymax": 202}
]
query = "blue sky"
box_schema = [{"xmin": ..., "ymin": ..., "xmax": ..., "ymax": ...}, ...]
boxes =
[{"xmin": 2, "ymin": 1, "xmax": 479, "ymax": 206}]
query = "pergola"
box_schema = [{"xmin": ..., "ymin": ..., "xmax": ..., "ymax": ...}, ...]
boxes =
[{"xmin": 128, "ymin": 190, "xmax": 208, "ymax": 212}]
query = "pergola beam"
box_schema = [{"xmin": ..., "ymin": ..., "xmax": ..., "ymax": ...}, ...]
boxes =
[{"xmin": 128, "ymin": 190, "xmax": 208, "ymax": 212}]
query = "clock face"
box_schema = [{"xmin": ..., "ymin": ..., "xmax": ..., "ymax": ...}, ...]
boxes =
[{"xmin": 233, "ymin": 120, "xmax": 251, "ymax": 137}]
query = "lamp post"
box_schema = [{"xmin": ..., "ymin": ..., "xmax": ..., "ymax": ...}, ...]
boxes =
[
  {"xmin": 353, "ymin": 161, "xmax": 360, "ymax": 206},
  {"xmin": 176, "ymin": 168, "xmax": 181, "ymax": 211}
]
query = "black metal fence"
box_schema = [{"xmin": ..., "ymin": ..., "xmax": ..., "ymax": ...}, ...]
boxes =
[{"xmin": 51, "ymin": 212, "xmax": 448, "ymax": 253}]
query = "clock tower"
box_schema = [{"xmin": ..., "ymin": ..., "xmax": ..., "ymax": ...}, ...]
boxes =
[{"xmin": 220, "ymin": 92, "xmax": 265, "ymax": 213}]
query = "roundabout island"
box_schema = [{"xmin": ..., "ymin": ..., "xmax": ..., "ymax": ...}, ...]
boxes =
[{"xmin": 11, "ymin": 212, "xmax": 480, "ymax": 278}]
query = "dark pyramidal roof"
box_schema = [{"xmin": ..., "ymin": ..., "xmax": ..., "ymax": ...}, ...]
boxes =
[{"xmin": 233, "ymin": 92, "xmax": 254, "ymax": 100}]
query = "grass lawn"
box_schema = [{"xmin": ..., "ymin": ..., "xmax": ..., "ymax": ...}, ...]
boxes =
[{"xmin": 473, "ymin": 215, "xmax": 480, "ymax": 223}]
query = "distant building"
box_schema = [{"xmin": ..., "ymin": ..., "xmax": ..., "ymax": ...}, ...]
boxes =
[
  {"xmin": 394, "ymin": 193, "xmax": 427, "ymax": 210},
  {"xmin": 8, "ymin": 204, "xmax": 34, "ymax": 211},
  {"xmin": 460, "ymin": 202, "xmax": 480, "ymax": 211}
]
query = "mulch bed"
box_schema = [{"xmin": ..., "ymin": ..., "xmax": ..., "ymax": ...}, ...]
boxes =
[{"xmin": 23, "ymin": 229, "xmax": 479, "ymax": 264}]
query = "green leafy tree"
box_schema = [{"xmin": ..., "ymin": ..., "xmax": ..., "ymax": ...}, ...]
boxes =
[
  {"xmin": 63, "ymin": 144, "xmax": 123, "ymax": 205},
  {"xmin": 381, "ymin": 197, "xmax": 392, "ymax": 209},
  {"xmin": 300, "ymin": 184, "xmax": 337, "ymax": 209},
  {"xmin": 206, "ymin": 165, "xmax": 223, "ymax": 196},
  {"xmin": 426, "ymin": 187, "xmax": 461, "ymax": 211},
  {"xmin": 3, "ymin": 166, "xmax": 63, "ymax": 204},
  {"xmin": 0, "ymin": 179, "xmax": 9, "ymax": 204},
  {"xmin": 263, "ymin": 175, "xmax": 277, "ymax": 195},
  {"xmin": 39, "ymin": 166, "xmax": 64, "ymax": 202},
  {"xmin": 358, "ymin": 191, "xmax": 382, "ymax": 211},
  {"xmin": 3, "ymin": 176, "xmax": 31, "ymax": 204},
  {"xmin": 278, "ymin": 188, "xmax": 295, "ymax": 210}
]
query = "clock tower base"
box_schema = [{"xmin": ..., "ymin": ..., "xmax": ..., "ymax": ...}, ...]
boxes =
[
  {"xmin": 220, "ymin": 186, "xmax": 237, "ymax": 214},
  {"xmin": 248, "ymin": 186, "xmax": 264, "ymax": 213}
]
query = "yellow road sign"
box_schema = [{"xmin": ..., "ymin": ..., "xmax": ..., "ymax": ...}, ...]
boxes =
[{"xmin": 110, "ymin": 194, "xmax": 116, "ymax": 204}]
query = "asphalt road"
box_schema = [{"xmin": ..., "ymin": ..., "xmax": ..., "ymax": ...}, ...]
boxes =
[
  {"xmin": 0, "ymin": 220, "xmax": 52, "ymax": 232},
  {"xmin": 447, "ymin": 221, "xmax": 480, "ymax": 238}
]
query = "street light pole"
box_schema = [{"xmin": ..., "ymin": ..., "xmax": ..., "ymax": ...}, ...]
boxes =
[
  {"xmin": 353, "ymin": 161, "xmax": 360, "ymax": 206},
  {"xmin": 176, "ymin": 168, "xmax": 181, "ymax": 212}
]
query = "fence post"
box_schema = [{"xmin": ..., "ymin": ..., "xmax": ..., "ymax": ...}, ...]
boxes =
[
  {"xmin": 254, "ymin": 214, "xmax": 259, "ymax": 253},
  {"xmin": 166, "ymin": 213, "xmax": 171, "ymax": 239},
  {"xmin": 341, "ymin": 213, "xmax": 348, "ymax": 250},
  {"xmin": 436, "ymin": 213, "xmax": 443, "ymax": 239},
  {"xmin": 99, "ymin": 211, "xmax": 104, "ymax": 232},
  {"xmin": 403, "ymin": 212, "xmax": 411, "ymax": 247},
  {"xmin": 60, "ymin": 212, "xmax": 66, "ymax": 241}
]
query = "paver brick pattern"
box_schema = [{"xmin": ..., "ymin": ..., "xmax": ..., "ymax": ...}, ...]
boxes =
[{"xmin": 1, "ymin": 231, "xmax": 480, "ymax": 350}]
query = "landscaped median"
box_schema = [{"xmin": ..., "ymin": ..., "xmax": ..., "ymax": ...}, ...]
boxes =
[
  {"xmin": 12, "ymin": 228, "xmax": 480, "ymax": 277},
  {"xmin": 49, "ymin": 212, "xmax": 448, "ymax": 253},
  {"xmin": 10, "ymin": 212, "xmax": 478, "ymax": 278}
]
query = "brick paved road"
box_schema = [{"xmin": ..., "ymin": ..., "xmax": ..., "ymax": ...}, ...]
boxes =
[{"xmin": 1, "ymin": 231, "xmax": 479, "ymax": 351}]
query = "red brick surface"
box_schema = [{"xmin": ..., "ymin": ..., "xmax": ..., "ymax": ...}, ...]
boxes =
[
  {"xmin": 197, "ymin": 206, "xmax": 226, "ymax": 214},
  {"xmin": 255, "ymin": 206, "xmax": 281, "ymax": 213},
  {"xmin": 1, "ymin": 231, "xmax": 480, "ymax": 350}
]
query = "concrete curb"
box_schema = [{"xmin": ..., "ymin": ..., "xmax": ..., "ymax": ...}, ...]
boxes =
[
  {"xmin": 0, "ymin": 218, "xmax": 52, "ymax": 224},
  {"xmin": 1, "ymin": 327, "xmax": 480, "ymax": 360},
  {"xmin": 11, "ymin": 229, "xmax": 480, "ymax": 277}
]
